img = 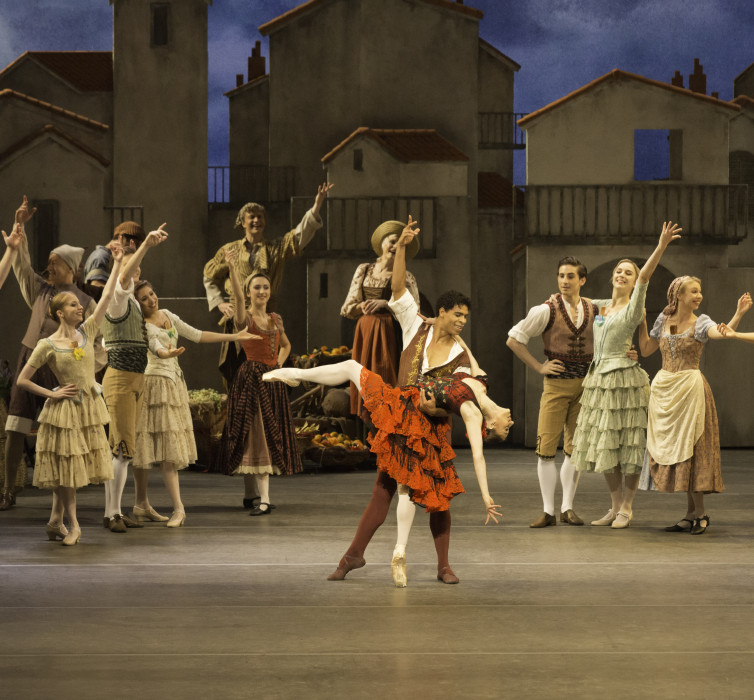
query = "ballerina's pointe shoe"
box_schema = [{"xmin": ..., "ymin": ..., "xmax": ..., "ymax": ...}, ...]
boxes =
[
  {"xmin": 132, "ymin": 505, "xmax": 169, "ymax": 522},
  {"xmin": 262, "ymin": 370, "xmax": 300, "ymax": 387},
  {"xmin": 166, "ymin": 510, "xmax": 186, "ymax": 528},
  {"xmin": 62, "ymin": 527, "xmax": 81, "ymax": 546},
  {"xmin": 45, "ymin": 521, "xmax": 69, "ymax": 541},
  {"xmin": 327, "ymin": 554, "xmax": 366, "ymax": 581},
  {"xmin": 391, "ymin": 550, "xmax": 407, "ymax": 588}
]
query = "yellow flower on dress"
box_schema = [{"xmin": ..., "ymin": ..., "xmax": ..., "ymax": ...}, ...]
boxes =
[{"xmin": 72, "ymin": 347, "xmax": 85, "ymax": 361}]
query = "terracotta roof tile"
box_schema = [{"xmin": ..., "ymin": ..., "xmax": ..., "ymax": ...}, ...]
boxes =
[
  {"xmin": 0, "ymin": 51, "xmax": 113, "ymax": 92},
  {"xmin": 0, "ymin": 89, "xmax": 109, "ymax": 131},
  {"xmin": 322, "ymin": 127, "xmax": 469, "ymax": 163},
  {"xmin": 518, "ymin": 69, "xmax": 740, "ymax": 128},
  {"xmin": 0, "ymin": 124, "xmax": 110, "ymax": 167},
  {"xmin": 478, "ymin": 171, "xmax": 523, "ymax": 209},
  {"xmin": 260, "ymin": 0, "xmax": 482, "ymax": 35}
]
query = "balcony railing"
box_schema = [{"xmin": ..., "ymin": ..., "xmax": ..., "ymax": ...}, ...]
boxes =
[
  {"xmin": 208, "ymin": 166, "xmax": 296, "ymax": 204},
  {"xmin": 513, "ymin": 184, "xmax": 749, "ymax": 244},
  {"xmin": 104, "ymin": 205, "xmax": 144, "ymax": 236},
  {"xmin": 289, "ymin": 196, "xmax": 437, "ymax": 258},
  {"xmin": 479, "ymin": 112, "xmax": 527, "ymax": 150}
]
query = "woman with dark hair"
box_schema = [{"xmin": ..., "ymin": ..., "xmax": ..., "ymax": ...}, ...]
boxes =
[
  {"xmin": 213, "ymin": 248, "xmax": 302, "ymax": 515},
  {"xmin": 13, "ymin": 245, "xmax": 125, "ymax": 545},
  {"xmin": 132, "ymin": 281, "xmax": 256, "ymax": 527},
  {"xmin": 571, "ymin": 222, "xmax": 681, "ymax": 529},
  {"xmin": 638, "ymin": 279, "xmax": 751, "ymax": 534},
  {"xmin": 340, "ymin": 221, "xmax": 420, "ymax": 418}
]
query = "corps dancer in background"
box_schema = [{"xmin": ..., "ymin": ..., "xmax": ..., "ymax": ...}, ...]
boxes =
[
  {"xmin": 212, "ymin": 248, "xmax": 301, "ymax": 515},
  {"xmin": 132, "ymin": 281, "xmax": 257, "ymax": 527},
  {"xmin": 572, "ymin": 222, "xmax": 681, "ymax": 529},
  {"xmin": 638, "ymin": 280, "xmax": 751, "ymax": 534},
  {"xmin": 15, "ymin": 245, "xmax": 125, "ymax": 545},
  {"xmin": 1, "ymin": 196, "xmax": 105, "ymax": 511},
  {"xmin": 340, "ymin": 220, "xmax": 420, "ymax": 419}
]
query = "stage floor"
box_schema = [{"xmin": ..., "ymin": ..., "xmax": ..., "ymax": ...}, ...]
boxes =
[{"xmin": 2, "ymin": 447, "xmax": 754, "ymax": 699}]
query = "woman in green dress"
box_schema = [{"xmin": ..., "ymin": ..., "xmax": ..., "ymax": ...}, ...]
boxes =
[{"xmin": 571, "ymin": 221, "xmax": 682, "ymax": 529}]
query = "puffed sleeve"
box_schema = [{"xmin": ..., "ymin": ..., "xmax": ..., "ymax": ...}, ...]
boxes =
[
  {"xmin": 649, "ymin": 313, "xmax": 665, "ymax": 341},
  {"xmin": 340, "ymin": 264, "xmax": 368, "ymax": 319},
  {"xmin": 694, "ymin": 315, "xmax": 715, "ymax": 343},
  {"xmin": 405, "ymin": 271, "xmax": 420, "ymax": 309},
  {"xmin": 27, "ymin": 340, "xmax": 51, "ymax": 369}
]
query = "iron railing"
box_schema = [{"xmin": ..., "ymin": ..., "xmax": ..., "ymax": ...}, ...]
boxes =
[
  {"xmin": 104, "ymin": 205, "xmax": 144, "ymax": 236},
  {"xmin": 513, "ymin": 184, "xmax": 749, "ymax": 243},
  {"xmin": 479, "ymin": 112, "xmax": 528, "ymax": 149},
  {"xmin": 208, "ymin": 165, "xmax": 296, "ymax": 204}
]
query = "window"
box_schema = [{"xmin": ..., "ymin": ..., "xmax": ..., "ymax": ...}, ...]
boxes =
[
  {"xmin": 634, "ymin": 129, "xmax": 682, "ymax": 181},
  {"xmin": 353, "ymin": 149, "xmax": 363, "ymax": 172},
  {"xmin": 151, "ymin": 3, "xmax": 169, "ymax": 47},
  {"xmin": 31, "ymin": 200, "xmax": 59, "ymax": 272}
]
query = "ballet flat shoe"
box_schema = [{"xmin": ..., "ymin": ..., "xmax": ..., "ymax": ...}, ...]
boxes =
[
  {"xmin": 121, "ymin": 513, "xmax": 144, "ymax": 528},
  {"xmin": 167, "ymin": 510, "xmax": 186, "ymax": 528},
  {"xmin": 327, "ymin": 554, "xmax": 366, "ymax": 581},
  {"xmin": 611, "ymin": 511, "xmax": 633, "ymax": 529},
  {"xmin": 559, "ymin": 509, "xmax": 584, "ymax": 526},
  {"xmin": 132, "ymin": 505, "xmax": 168, "ymax": 523},
  {"xmin": 391, "ymin": 550, "xmax": 407, "ymax": 588},
  {"xmin": 62, "ymin": 527, "xmax": 81, "ymax": 546},
  {"xmin": 530, "ymin": 512, "xmax": 557, "ymax": 528},
  {"xmin": 249, "ymin": 503, "xmax": 271, "ymax": 516},
  {"xmin": 437, "ymin": 567, "xmax": 460, "ymax": 584},
  {"xmin": 46, "ymin": 522, "xmax": 69, "ymax": 541},
  {"xmin": 262, "ymin": 370, "xmax": 300, "ymax": 387},
  {"xmin": 107, "ymin": 514, "xmax": 127, "ymax": 533},
  {"xmin": 591, "ymin": 509, "xmax": 617, "ymax": 526}
]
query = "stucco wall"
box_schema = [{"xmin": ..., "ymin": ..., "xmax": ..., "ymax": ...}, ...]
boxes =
[
  {"xmin": 112, "ymin": 0, "xmax": 209, "ymax": 297},
  {"xmin": 228, "ymin": 79, "xmax": 269, "ymax": 168},
  {"xmin": 525, "ymin": 80, "xmax": 732, "ymax": 186}
]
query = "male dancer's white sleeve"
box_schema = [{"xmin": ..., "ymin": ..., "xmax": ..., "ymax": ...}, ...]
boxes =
[{"xmin": 508, "ymin": 304, "xmax": 551, "ymax": 345}]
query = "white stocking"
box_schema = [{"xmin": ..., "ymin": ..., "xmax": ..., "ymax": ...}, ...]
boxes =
[
  {"xmin": 268, "ymin": 360, "xmax": 365, "ymax": 391},
  {"xmin": 537, "ymin": 457, "xmax": 557, "ymax": 516},
  {"xmin": 254, "ymin": 473, "xmax": 270, "ymax": 505},
  {"xmin": 395, "ymin": 484, "xmax": 415, "ymax": 554},
  {"xmin": 559, "ymin": 454, "xmax": 580, "ymax": 512},
  {"xmin": 105, "ymin": 450, "xmax": 129, "ymax": 518}
]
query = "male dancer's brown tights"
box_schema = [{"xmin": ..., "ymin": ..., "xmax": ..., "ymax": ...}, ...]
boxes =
[{"xmin": 339, "ymin": 470, "xmax": 451, "ymax": 571}]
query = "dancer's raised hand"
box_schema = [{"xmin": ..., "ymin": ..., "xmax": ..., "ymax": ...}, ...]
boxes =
[
  {"xmin": 15, "ymin": 195, "xmax": 36, "ymax": 225},
  {"xmin": 659, "ymin": 221, "xmax": 682, "ymax": 247},
  {"xmin": 397, "ymin": 215, "xmax": 420, "ymax": 248},
  {"xmin": 144, "ymin": 223, "xmax": 169, "ymax": 247},
  {"xmin": 313, "ymin": 182, "xmax": 334, "ymax": 216},
  {"xmin": 2, "ymin": 223, "xmax": 24, "ymax": 250},
  {"xmin": 737, "ymin": 292, "xmax": 752, "ymax": 316}
]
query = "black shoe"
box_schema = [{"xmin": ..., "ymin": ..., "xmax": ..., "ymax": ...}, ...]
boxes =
[
  {"xmin": 691, "ymin": 514, "xmax": 710, "ymax": 535},
  {"xmin": 249, "ymin": 503, "xmax": 271, "ymax": 516},
  {"xmin": 244, "ymin": 497, "xmax": 276, "ymax": 510},
  {"xmin": 664, "ymin": 518, "xmax": 694, "ymax": 532}
]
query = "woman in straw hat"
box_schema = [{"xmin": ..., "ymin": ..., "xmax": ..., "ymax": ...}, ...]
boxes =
[
  {"xmin": 340, "ymin": 221, "xmax": 420, "ymax": 419},
  {"xmin": 638, "ymin": 278, "xmax": 751, "ymax": 534}
]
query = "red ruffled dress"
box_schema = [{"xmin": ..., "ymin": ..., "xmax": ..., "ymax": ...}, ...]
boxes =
[{"xmin": 359, "ymin": 368, "xmax": 486, "ymax": 512}]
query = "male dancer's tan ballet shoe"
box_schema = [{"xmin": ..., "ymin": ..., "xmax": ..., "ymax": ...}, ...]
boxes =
[
  {"xmin": 262, "ymin": 370, "xmax": 300, "ymax": 387},
  {"xmin": 327, "ymin": 554, "xmax": 366, "ymax": 581},
  {"xmin": 45, "ymin": 521, "xmax": 68, "ymax": 541},
  {"xmin": 62, "ymin": 527, "xmax": 81, "ymax": 546},
  {"xmin": 391, "ymin": 550, "xmax": 407, "ymax": 588}
]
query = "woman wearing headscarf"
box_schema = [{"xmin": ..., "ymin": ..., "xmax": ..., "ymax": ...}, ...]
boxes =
[{"xmin": 638, "ymin": 277, "xmax": 751, "ymax": 534}]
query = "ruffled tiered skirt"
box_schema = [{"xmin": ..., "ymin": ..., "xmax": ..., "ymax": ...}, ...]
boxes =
[
  {"xmin": 572, "ymin": 364, "xmax": 650, "ymax": 474},
  {"xmin": 360, "ymin": 367, "xmax": 464, "ymax": 512},
  {"xmin": 33, "ymin": 390, "xmax": 113, "ymax": 489},
  {"xmin": 134, "ymin": 375, "xmax": 197, "ymax": 469}
]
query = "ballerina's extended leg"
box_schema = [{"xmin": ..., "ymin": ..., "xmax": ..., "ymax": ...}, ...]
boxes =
[{"xmin": 263, "ymin": 360, "xmax": 364, "ymax": 389}]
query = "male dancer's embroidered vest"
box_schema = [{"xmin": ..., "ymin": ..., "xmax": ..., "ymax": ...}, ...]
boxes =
[
  {"xmin": 542, "ymin": 295, "xmax": 596, "ymax": 379},
  {"xmin": 103, "ymin": 297, "xmax": 148, "ymax": 373},
  {"xmin": 397, "ymin": 323, "xmax": 470, "ymax": 387}
]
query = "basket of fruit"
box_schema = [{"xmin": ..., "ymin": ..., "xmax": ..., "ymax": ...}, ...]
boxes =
[
  {"xmin": 296, "ymin": 345, "xmax": 352, "ymax": 368},
  {"xmin": 294, "ymin": 419, "xmax": 322, "ymax": 456},
  {"xmin": 308, "ymin": 430, "xmax": 372, "ymax": 468}
]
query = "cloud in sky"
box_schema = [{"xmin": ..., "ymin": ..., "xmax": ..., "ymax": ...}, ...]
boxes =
[{"xmin": 0, "ymin": 0, "xmax": 752, "ymax": 165}]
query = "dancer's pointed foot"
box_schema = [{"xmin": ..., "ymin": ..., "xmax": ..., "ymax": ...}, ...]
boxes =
[
  {"xmin": 262, "ymin": 369, "xmax": 300, "ymax": 387},
  {"xmin": 327, "ymin": 554, "xmax": 366, "ymax": 581},
  {"xmin": 391, "ymin": 548, "xmax": 407, "ymax": 588}
]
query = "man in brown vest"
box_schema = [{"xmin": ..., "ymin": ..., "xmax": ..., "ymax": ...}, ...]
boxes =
[
  {"xmin": 327, "ymin": 217, "xmax": 470, "ymax": 584},
  {"xmin": 507, "ymin": 257, "xmax": 594, "ymax": 528}
]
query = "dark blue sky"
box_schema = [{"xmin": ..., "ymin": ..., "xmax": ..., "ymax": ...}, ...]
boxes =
[{"xmin": 1, "ymin": 0, "xmax": 752, "ymax": 178}]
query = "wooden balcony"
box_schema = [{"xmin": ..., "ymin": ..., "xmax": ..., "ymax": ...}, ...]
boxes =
[
  {"xmin": 208, "ymin": 165, "xmax": 296, "ymax": 204},
  {"xmin": 290, "ymin": 196, "xmax": 437, "ymax": 258},
  {"xmin": 513, "ymin": 184, "xmax": 750, "ymax": 244},
  {"xmin": 479, "ymin": 112, "xmax": 527, "ymax": 150}
]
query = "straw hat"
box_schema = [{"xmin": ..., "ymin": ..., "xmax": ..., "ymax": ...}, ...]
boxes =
[{"xmin": 370, "ymin": 220, "xmax": 419, "ymax": 259}]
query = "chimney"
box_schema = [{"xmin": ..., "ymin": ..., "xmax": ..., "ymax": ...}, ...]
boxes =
[
  {"xmin": 248, "ymin": 40, "xmax": 266, "ymax": 82},
  {"xmin": 236, "ymin": 73, "xmax": 244, "ymax": 87},
  {"xmin": 688, "ymin": 58, "xmax": 706, "ymax": 94},
  {"xmin": 671, "ymin": 70, "xmax": 684, "ymax": 88}
]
